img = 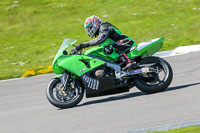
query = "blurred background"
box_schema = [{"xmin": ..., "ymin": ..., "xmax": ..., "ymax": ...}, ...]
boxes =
[{"xmin": 0, "ymin": 0, "xmax": 200, "ymax": 80}]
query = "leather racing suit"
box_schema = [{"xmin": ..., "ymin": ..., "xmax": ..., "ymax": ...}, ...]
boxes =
[
  {"xmin": 82, "ymin": 22, "xmax": 136, "ymax": 52},
  {"xmin": 80, "ymin": 22, "xmax": 136, "ymax": 68}
]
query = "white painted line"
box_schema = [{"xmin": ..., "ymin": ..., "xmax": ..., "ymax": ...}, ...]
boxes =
[{"xmin": 0, "ymin": 77, "xmax": 24, "ymax": 83}]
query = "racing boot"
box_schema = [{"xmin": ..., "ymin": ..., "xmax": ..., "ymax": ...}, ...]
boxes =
[{"xmin": 118, "ymin": 53, "xmax": 136, "ymax": 71}]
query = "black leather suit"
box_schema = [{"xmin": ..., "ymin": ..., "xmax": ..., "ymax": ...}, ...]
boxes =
[{"xmin": 82, "ymin": 22, "xmax": 135, "ymax": 52}]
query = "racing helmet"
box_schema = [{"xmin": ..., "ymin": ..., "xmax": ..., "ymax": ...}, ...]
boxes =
[{"xmin": 84, "ymin": 15, "xmax": 102, "ymax": 38}]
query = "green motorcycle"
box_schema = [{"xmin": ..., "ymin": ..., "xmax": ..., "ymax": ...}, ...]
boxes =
[{"xmin": 46, "ymin": 37, "xmax": 173, "ymax": 109}]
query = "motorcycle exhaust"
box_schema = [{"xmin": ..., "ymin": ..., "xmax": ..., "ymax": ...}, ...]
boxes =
[
  {"xmin": 128, "ymin": 67, "xmax": 151, "ymax": 75},
  {"xmin": 120, "ymin": 67, "xmax": 152, "ymax": 78}
]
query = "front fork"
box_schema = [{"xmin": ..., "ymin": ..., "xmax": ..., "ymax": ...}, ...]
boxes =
[
  {"xmin": 59, "ymin": 73, "xmax": 70, "ymax": 91},
  {"xmin": 57, "ymin": 73, "xmax": 79, "ymax": 91}
]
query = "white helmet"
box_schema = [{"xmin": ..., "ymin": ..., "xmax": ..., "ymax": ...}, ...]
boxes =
[{"xmin": 84, "ymin": 15, "xmax": 102, "ymax": 38}]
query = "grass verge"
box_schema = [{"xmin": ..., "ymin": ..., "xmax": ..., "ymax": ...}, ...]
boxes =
[{"xmin": 150, "ymin": 126, "xmax": 200, "ymax": 133}]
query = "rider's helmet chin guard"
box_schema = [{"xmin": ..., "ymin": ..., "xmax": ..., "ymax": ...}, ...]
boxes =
[{"xmin": 84, "ymin": 15, "xmax": 102, "ymax": 38}]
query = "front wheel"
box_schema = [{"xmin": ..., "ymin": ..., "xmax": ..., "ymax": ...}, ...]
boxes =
[
  {"xmin": 46, "ymin": 78, "xmax": 84, "ymax": 109},
  {"xmin": 134, "ymin": 57, "xmax": 173, "ymax": 93}
]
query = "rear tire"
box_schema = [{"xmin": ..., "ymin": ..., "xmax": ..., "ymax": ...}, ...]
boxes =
[
  {"xmin": 46, "ymin": 78, "xmax": 84, "ymax": 109},
  {"xmin": 134, "ymin": 57, "xmax": 173, "ymax": 93}
]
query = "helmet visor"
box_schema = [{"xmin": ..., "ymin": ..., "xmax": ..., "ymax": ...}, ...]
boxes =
[{"xmin": 85, "ymin": 23, "xmax": 94, "ymax": 37}]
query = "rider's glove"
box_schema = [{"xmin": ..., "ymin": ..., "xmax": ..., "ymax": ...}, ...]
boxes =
[{"xmin": 76, "ymin": 43, "xmax": 85, "ymax": 51}]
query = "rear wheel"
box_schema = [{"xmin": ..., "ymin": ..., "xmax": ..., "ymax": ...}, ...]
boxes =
[
  {"xmin": 46, "ymin": 78, "xmax": 84, "ymax": 109},
  {"xmin": 134, "ymin": 57, "xmax": 173, "ymax": 93}
]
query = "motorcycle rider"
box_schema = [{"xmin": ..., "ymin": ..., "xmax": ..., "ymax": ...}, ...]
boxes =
[{"xmin": 76, "ymin": 15, "xmax": 137, "ymax": 70}]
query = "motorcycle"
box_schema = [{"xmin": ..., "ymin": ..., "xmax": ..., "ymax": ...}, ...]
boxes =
[{"xmin": 46, "ymin": 37, "xmax": 173, "ymax": 109}]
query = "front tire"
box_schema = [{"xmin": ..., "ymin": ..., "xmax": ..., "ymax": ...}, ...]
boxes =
[
  {"xmin": 46, "ymin": 78, "xmax": 84, "ymax": 109},
  {"xmin": 134, "ymin": 57, "xmax": 173, "ymax": 93}
]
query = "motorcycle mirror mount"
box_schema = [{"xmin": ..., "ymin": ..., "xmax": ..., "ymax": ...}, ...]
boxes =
[{"xmin": 63, "ymin": 50, "xmax": 68, "ymax": 55}]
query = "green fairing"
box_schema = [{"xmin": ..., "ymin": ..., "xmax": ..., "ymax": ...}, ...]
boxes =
[
  {"xmin": 55, "ymin": 55, "xmax": 104, "ymax": 76},
  {"xmin": 52, "ymin": 39, "xmax": 77, "ymax": 71},
  {"xmin": 84, "ymin": 38, "xmax": 120, "ymax": 61},
  {"xmin": 53, "ymin": 37, "xmax": 164, "ymax": 78},
  {"xmin": 128, "ymin": 37, "xmax": 164, "ymax": 58}
]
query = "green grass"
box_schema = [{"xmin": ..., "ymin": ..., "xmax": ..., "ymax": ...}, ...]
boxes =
[
  {"xmin": 0, "ymin": 0, "xmax": 200, "ymax": 80},
  {"xmin": 150, "ymin": 126, "xmax": 200, "ymax": 133}
]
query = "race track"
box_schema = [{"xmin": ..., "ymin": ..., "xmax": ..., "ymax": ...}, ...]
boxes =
[{"xmin": 0, "ymin": 52, "xmax": 200, "ymax": 133}]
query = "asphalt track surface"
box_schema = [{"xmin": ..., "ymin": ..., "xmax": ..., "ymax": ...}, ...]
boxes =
[{"xmin": 0, "ymin": 52, "xmax": 200, "ymax": 133}]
